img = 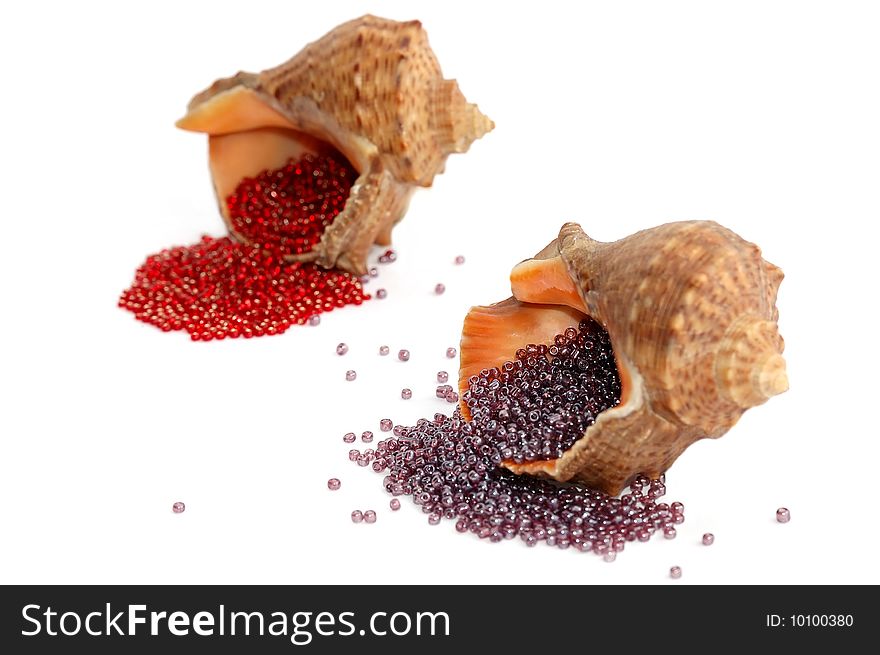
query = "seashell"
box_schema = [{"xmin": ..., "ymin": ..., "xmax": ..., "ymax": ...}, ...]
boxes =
[
  {"xmin": 459, "ymin": 221, "xmax": 788, "ymax": 494},
  {"xmin": 176, "ymin": 15, "xmax": 493, "ymax": 274}
]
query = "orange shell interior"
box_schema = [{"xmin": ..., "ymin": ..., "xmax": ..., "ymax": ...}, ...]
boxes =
[{"xmin": 459, "ymin": 254, "xmax": 630, "ymax": 479}]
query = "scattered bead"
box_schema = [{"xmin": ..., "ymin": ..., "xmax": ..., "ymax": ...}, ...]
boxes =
[
  {"xmin": 445, "ymin": 391, "xmax": 459, "ymax": 403},
  {"xmin": 434, "ymin": 283, "xmax": 446, "ymax": 295},
  {"xmin": 369, "ymin": 267, "xmax": 379, "ymax": 278},
  {"xmin": 379, "ymin": 345, "xmax": 390, "ymax": 356},
  {"xmin": 428, "ymin": 513, "xmax": 441, "ymax": 525},
  {"xmin": 343, "ymin": 432, "xmax": 356, "ymax": 444},
  {"xmin": 327, "ymin": 478, "xmax": 341, "ymax": 491},
  {"xmin": 390, "ymin": 499, "xmax": 401, "ymax": 511},
  {"xmin": 364, "ymin": 510, "xmax": 377, "ymax": 523},
  {"xmin": 454, "ymin": 255, "xmax": 465, "ymax": 265},
  {"xmin": 308, "ymin": 315, "xmax": 321, "ymax": 326},
  {"xmin": 398, "ymin": 349, "xmax": 410, "ymax": 362},
  {"xmin": 436, "ymin": 384, "xmax": 453, "ymax": 399},
  {"xmin": 378, "ymin": 249, "xmax": 397, "ymax": 264},
  {"xmin": 776, "ymin": 507, "xmax": 791, "ymax": 523},
  {"xmin": 603, "ymin": 550, "xmax": 617, "ymax": 562},
  {"xmin": 670, "ymin": 566, "xmax": 682, "ymax": 579},
  {"xmin": 172, "ymin": 502, "xmax": 186, "ymax": 514},
  {"xmin": 380, "ymin": 419, "xmax": 393, "ymax": 432},
  {"xmin": 437, "ymin": 371, "xmax": 449, "ymax": 383},
  {"xmin": 336, "ymin": 343, "xmax": 349, "ymax": 355},
  {"xmin": 702, "ymin": 532, "xmax": 714, "ymax": 545},
  {"xmin": 376, "ymin": 288, "xmax": 387, "ymax": 299},
  {"xmin": 446, "ymin": 347, "xmax": 457, "ymax": 359},
  {"xmin": 351, "ymin": 510, "xmax": 364, "ymax": 524},
  {"xmin": 362, "ymin": 431, "xmax": 374, "ymax": 443},
  {"xmin": 345, "ymin": 370, "xmax": 357, "ymax": 381},
  {"xmin": 348, "ymin": 449, "xmax": 359, "ymax": 461},
  {"xmin": 401, "ymin": 388, "xmax": 412, "ymax": 400}
]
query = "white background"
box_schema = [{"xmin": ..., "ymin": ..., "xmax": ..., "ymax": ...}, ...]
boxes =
[{"xmin": 1, "ymin": 0, "xmax": 878, "ymax": 585}]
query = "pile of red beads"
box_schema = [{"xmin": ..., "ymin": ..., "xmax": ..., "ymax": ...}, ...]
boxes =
[
  {"xmin": 355, "ymin": 319, "xmax": 685, "ymax": 557},
  {"xmin": 120, "ymin": 153, "xmax": 368, "ymax": 340}
]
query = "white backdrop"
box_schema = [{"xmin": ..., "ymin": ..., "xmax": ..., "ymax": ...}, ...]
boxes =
[{"xmin": 1, "ymin": 0, "xmax": 878, "ymax": 584}]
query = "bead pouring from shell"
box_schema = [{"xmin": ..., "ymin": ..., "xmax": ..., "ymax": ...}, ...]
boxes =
[{"xmin": 459, "ymin": 221, "xmax": 788, "ymax": 494}]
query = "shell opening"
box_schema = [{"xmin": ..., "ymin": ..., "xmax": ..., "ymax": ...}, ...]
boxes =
[
  {"xmin": 177, "ymin": 87, "xmax": 363, "ymax": 260},
  {"xmin": 459, "ymin": 299, "xmax": 627, "ymax": 479}
]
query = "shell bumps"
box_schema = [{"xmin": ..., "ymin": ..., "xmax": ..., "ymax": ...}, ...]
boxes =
[
  {"xmin": 176, "ymin": 15, "xmax": 493, "ymax": 274},
  {"xmin": 459, "ymin": 221, "xmax": 788, "ymax": 494}
]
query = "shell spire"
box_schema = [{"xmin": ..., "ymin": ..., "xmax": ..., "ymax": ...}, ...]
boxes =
[
  {"xmin": 716, "ymin": 316, "xmax": 788, "ymax": 409},
  {"xmin": 432, "ymin": 80, "xmax": 495, "ymax": 154},
  {"xmin": 176, "ymin": 15, "xmax": 492, "ymax": 274}
]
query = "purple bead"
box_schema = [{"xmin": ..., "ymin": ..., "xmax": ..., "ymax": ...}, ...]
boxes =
[
  {"xmin": 336, "ymin": 342, "xmax": 348, "ymax": 355},
  {"xmin": 376, "ymin": 288, "xmax": 387, "ymax": 299},
  {"xmin": 776, "ymin": 507, "xmax": 790, "ymax": 523},
  {"xmin": 398, "ymin": 349, "xmax": 410, "ymax": 362},
  {"xmin": 364, "ymin": 510, "xmax": 377, "ymax": 524},
  {"xmin": 308, "ymin": 315, "xmax": 321, "ymax": 326},
  {"xmin": 671, "ymin": 501, "xmax": 685, "ymax": 514},
  {"xmin": 345, "ymin": 370, "xmax": 357, "ymax": 381},
  {"xmin": 351, "ymin": 510, "xmax": 364, "ymax": 523},
  {"xmin": 369, "ymin": 267, "xmax": 378, "ymax": 277},
  {"xmin": 172, "ymin": 502, "xmax": 185, "ymax": 514},
  {"xmin": 663, "ymin": 527, "xmax": 677, "ymax": 540},
  {"xmin": 437, "ymin": 371, "xmax": 449, "ymax": 383},
  {"xmin": 348, "ymin": 449, "xmax": 359, "ymax": 461},
  {"xmin": 454, "ymin": 255, "xmax": 465, "ymax": 265},
  {"xmin": 603, "ymin": 550, "xmax": 617, "ymax": 562},
  {"xmin": 401, "ymin": 388, "xmax": 412, "ymax": 400},
  {"xmin": 356, "ymin": 456, "xmax": 369, "ymax": 467},
  {"xmin": 434, "ymin": 283, "xmax": 446, "ymax": 295},
  {"xmin": 445, "ymin": 391, "xmax": 459, "ymax": 403},
  {"xmin": 670, "ymin": 566, "xmax": 682, "ymax": 579},
  {"xmin": 379, "ymin": 345, "xmax": 389, "ymax": 356},
  {"xmin": 361, "ymin": 431, "xmax": 374, "ymax": 443},
  {"xmin": 390, "ymin": 499, "xmax": 401, "ymax": 511},
  {"xmin": 446, "ymin": 347, "xmax": 457, "ymax": 358},
  {"xmin": 702, "ymin": 532, "xmax": 714, "ymax": 546},
  {"xmin": 343, "ymin": 432, "xmax": 356, "ymax": 443},
  {"xmin": 327, "ymin": 478, "xmax": 341, "ymax": 491},
  {"xmin": 380, "ymin": 419, "xmax": 393, "ymax": 432},
  {"xmin": 428, "ymin": 513, "xmax": 441, "ymax": 525}
]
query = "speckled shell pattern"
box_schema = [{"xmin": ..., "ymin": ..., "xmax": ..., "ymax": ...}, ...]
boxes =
[
  {"xmin": 181, "ymin": 15, "xmax": 493, "ymax": 274},
  {"xmin": 466, "ymin": 221, "xmax": 787, "ymax": 494}
]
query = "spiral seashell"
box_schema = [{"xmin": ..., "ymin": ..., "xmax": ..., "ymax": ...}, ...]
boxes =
[
  {"xmin": 176, "ymin": 15, "xmax": 493, "ymax": 274},
  {"xmin": 459, "ymin": 221, "xmax": 788, "ymax": 494}
]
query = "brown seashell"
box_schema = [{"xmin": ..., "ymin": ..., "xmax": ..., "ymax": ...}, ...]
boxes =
[
  {"xmin": 459, "ymin": 221, "xmax": 788, "ymax": 494},
  {"xmin": 176, "ymin": 15, "xmax": 493, "ymax": 274}
]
